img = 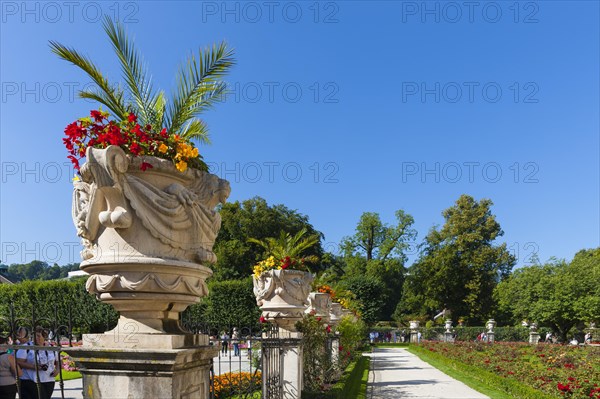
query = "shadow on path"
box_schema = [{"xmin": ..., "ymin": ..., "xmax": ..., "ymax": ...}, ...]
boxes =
[{"xmin": 366, "ymin": 347, "xmax": 490, "ymax": 399}]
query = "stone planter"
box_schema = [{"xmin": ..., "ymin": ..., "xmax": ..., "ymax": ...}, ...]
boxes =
[
  {"xmin": 306, "ymin": 292, "xmax": 332, "ymax": 323},
  {"xmin": 486, "ymin": 319, "xmax": 496, "ymax": 333},
  {"xmin": 329, "ymin": 303, "xmax": 343, "ymax": 326},
  {"xmin": 72, "ymin": 146, "xmax": 230, "ymax": 334},
  {"xmin": 409, "ymin": 320, "xmax": 419, "ymax": 330},
  {"xmin": 445, "ymin": 319, "xmax": 452, "ymax": 332},
  {"xmin": 253, "ymin": 269, "xmax": 313, "ymax": 331}
]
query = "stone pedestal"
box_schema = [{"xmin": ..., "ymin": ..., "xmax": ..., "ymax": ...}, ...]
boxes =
[
  {"xmin": 330, "ymin": 336, "xmax": 340, "ymax": 365},
  {"xmin": 487, "ymin": 332, "xmax": 495, "ymax": 343},
  {"xmin": 529, "ymin": 323, "xmax": 540, "ymax": 345},
  {"xmin": 262, "ymin": 329, "xmax": 303, "ymax": 399},
  {"xmin": 66, "ymin": 333, "xmax": 217, "ymax": 399},
  {"xmin": 529, "ymin": 332, "xmax": 540, "ymax": 345},
  {"xmin": 444, "ymin": 332, "xmax": 453, "ymax": 343},
  {"xmin": 409, "ymin": 320, "xmax": 420, "ymax": 343}
]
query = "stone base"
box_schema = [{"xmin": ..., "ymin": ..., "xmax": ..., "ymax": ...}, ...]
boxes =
[
  {"xmin": 444, "ymin": 332, "xmax": 453, "ymax": 343},
  {"xmin": 65, "ymin": 333, "xmax": 218, "ymax": 399},
  {"xmin": 262, "ymin": 329, "xmax": 303, "ymax": 399},
  {"xmin": 410, "ymin": 331, "xmax": 418, "ymax": 343},
  {"xmin": 82, "ymin": 330, "xmax": 209, "ymax": 349},
  {"xmin": 529, "ymin": 332, "xmax": 540, "ymax": 345},
  {"xmin": 487, "ymin": 332, "xmax": 495, "ymax": 343}
]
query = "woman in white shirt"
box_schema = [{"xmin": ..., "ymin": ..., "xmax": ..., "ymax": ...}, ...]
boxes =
[{"xmin": 16, "ymin": 328, "xmax": 58, "ymax": 399}]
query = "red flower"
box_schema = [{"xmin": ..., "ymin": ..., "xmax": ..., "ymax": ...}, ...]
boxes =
[
  {"xmin": 326, "ymin": 325, "xmax": 331, "ymax": 333},
  {"xmin": 90, "ymin": 110, "xmax": 104, "ymax": 122},
  {"xmin": 259, "ymin": 316, "xmax": 266, "ymax": 323},
  {"xmin": 67, "ymin": 155, "xmax": 80, "ymax": 171},
  {"xmin": 140, "ymin": 162, "xmax": 153, "ymax": 171},
  {"xmin": 130, "ymin": 142, "xmax": 142, "ymax": 156},
  {"xmin": 160, "ymin": 128, "xmax": 168, "ymax": 138},
  {"xmin": 127, "ymin": 113, "xmax": 137, "ymax": 123},
  {"xmin": 281, "ymin": 256, "xmax": 292, "ymax": 269}
]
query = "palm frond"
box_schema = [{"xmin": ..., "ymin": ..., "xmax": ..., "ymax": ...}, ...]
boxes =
[
  {"xmin": 78, "ymin": 89, "xmax": 125, "ymax": 114},
  {"xmin": 149, "ymin": 90, "xmax": 166, "ymax": 129},
  {"xmin": 166, "ymin": 42, "xmax": 235, "ymax": 138},
  {"xmin": 103, "ymin": 16, "xmax": 158, "ymax": 125},
  {"xmin": 49, "ymin": 40, "xmax": 127, "ymax": 119},
  {"xmin": 181, "ymin": 119, "xmax": 211, "ymax": 144},
  {"xmin": 248, "ymin": 228, "xmax": 320, "ymax": 261}
]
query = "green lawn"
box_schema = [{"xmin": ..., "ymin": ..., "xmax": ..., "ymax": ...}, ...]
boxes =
[{"xmin": 57, "ymin": 370, "xmax": 82, "ymax": 381}]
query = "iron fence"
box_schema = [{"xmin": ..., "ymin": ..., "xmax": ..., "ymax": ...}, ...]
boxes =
[{"xmin": 1, "ymin": 303, "xmax": 77, "ymax": 399}]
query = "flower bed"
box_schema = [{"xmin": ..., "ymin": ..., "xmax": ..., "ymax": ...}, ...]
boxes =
[
  {"xmin": 417, "ymin": 341, "xmax": 600, "ymax": 398},
  {"xmin": 212, "ymin": 371, "xmax": 261, "ymax": 399}
]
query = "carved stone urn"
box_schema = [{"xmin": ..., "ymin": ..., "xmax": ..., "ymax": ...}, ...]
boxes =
[
  {"xmin": 329, "ymin": 303, "xmax": 343, "ymax": 326},
  {"xmin": 72, "ymin": 146, "xmax": 230, "ymax": 334},
  {"xmin": 486, "ymin": 319, "xmax": 496, "ymax": 333},
  {"xmin": 253, "ymin": 269, "xmax": 313, "ymax": 331},
  {"xmin": 445, "ymin": 319, "xmax": 453, "ymax": 333},
  {"xmin": 305, "ymin": 292, "xmax": 332, "ymax": 323}
]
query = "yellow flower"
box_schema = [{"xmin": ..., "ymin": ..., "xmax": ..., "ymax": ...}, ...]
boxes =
[
  {"xmin": 158, "ymin": 143, "xmax": 168, "ymax": 153},
  {"xmin": 175, "ymin": 160, "xmax": 188, "ymax": 172}
]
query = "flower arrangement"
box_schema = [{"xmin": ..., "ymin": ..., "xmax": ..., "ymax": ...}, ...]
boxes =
[
  {"xmin": 52, "ymin": 17, "xmax": 234, "ymax": 175},
  {"xmin": 317, "ymin": 285, "xmax": 354, "ymax": 310},
  {"xmin": 64, "ymin": 109, "xmax": 205, "ymax": 173},
  {"xmin": 252, "ymin": 255, "xmax": 308, "ymax": 278},
  {"xmin": 211, "ymin": 371, "xmax": 261, "ymax": 399},
  {"xmin": 317, "ymin": 284, "xmax": 335, "ymax": 297},
  {"xmin": 249, "ymin": 228, "xmax": 320, "ymax": 279}
]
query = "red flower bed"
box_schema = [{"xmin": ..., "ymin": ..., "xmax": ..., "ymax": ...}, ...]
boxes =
[{"xmin": 419, "ymin": 341, "xmax": 600, "ymax": 398}]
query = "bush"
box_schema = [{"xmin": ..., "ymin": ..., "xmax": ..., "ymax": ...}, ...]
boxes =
[
  {"xmin": 297, "ymin": 314, "xmax": 334, "ymax": 394},
  {"xmin": 337, "ymin": 315, "xmax": 368, "ymax": 368},
  {"xmin": 0, "ymin": 279, "xmax": 118, "ymax": 334},
  {"xmin": 182, "ymin": 278, "xmax": 262, "ymax": 332}
]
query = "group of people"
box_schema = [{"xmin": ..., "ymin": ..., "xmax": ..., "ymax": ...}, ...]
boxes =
[
  {"xmin": 219, "ymin": 328, "xmax": 253, "ymax": 358},
  {"xmin": 0, "ymin": 327, "xmax": 59, "ymax": 399}
]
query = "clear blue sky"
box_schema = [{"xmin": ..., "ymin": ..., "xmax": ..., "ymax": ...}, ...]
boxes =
[{"xmin": 1, "ymin": 1, "xmax": 598, "ymax": 268}]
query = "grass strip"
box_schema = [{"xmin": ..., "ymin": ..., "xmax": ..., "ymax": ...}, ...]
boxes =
[
  {"xmin": 408, "ymin": 346, "xmax": 556, "ymax": 399},
  {"xmin": 373, "ymin": 343, "xmax": 410, "ymax": 348},
  {"xmin": 334, "ymin": 355, "xmax": 370, "ymax": 399},
  {"xmin": 57, "ymin": 370, "xmax": 82, "ymax": 381},
  {"xmin": 307, "ymin": 355, "xmax": 372, "ymax": 399}
]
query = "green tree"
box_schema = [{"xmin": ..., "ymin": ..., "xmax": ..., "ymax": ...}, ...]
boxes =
[
  {"xmin": 339, "ymin": 275, "xmax": 387, "ymax": 325},
  {"xmin": 398, "ymin": 195, "xmax": 515, "ymax": 323},
  {"xmin": 50, "ymin": 16, "xmax": 234, "ymax": 144},
  {"xmin": 338, "ymin": 210, "xmax": 416, "ymax": 321},
  {"xmin": 4, "ymin": 262, "xmax": 81, "ymax": 282},
  {"xmin": 341, "ymin": 210, "xmax": 416, "ymax": 263},
  {"xmin": 495, "ymin": 248, "xmax": 600, "ymax": 341},
  {"xmin": 212, "ymin": 197, "xmax": 324, "ymax": 280}
]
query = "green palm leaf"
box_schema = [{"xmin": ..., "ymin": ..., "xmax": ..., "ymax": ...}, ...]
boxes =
[
  {"xmin": 249, "ymin": 228, "xmax": 321, "ymax": 264},
  {"xmin": 166, "ymin": 42, "xmax": 235, "ymax": 140},
  {"xmin": 103, "ymin": 16, "xmax": 160, "ymax": 126},
  {"xmin": 48, "ymin": 40, "xmax": 127, "ymax": 119}
]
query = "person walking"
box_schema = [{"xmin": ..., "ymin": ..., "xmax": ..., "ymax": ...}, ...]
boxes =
[
  {"xmin": 0, "ymin": 336, "xmax": 21, "ymax": 399},
  {"xmin": 232, "ymin": 328, "xmax": 240, "ymax": 357},
  {"xmin": 220, "ymin": 331, "xmax": 229, "ymax": 356}
]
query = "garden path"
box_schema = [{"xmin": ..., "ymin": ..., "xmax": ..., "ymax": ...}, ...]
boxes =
[{"xmin": 367, "ymin": 347, "xmax": 490, "ymax": 399}]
